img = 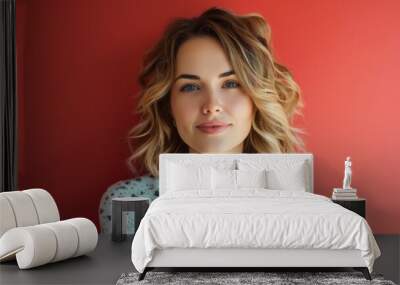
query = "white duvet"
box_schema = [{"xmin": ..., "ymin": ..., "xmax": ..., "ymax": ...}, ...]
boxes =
[{"xmin": 131, "ymin": 189, "xmax": 380, "ymax": 273}]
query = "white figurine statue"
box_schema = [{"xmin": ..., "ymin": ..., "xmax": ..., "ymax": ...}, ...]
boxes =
[{"xmin": 342, "ymin": 156, "xmax": 352, "ymax": 189}]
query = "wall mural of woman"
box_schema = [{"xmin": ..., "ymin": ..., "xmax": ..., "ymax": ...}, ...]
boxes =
[
  {"xmin": 100, "ymin": 7, "xmax": 305, "ymax": 233},
  {"xmin": 127, "ymin": 7, "xmax": 305, "ymax": 177}
]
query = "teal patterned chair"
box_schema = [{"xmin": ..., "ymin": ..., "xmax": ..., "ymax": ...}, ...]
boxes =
[{"xmin": 99, "ymin": 175, "xmax": 159, "ymax": 234}]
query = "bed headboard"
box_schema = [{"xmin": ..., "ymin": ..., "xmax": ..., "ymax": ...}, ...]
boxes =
[{"xmin": 159, "ymin": 153, "xmax": 314, "ymax": 195}]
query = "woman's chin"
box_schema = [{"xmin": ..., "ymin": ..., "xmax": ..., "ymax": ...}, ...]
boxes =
[{"xmin": 189, "ymin": 145, "xmax": 242, "ymax": 154}]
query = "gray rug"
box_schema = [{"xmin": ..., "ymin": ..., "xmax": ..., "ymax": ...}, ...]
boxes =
[{"xmin": 116, "ymin": 271, "xmax": 396, "ymax": 285}]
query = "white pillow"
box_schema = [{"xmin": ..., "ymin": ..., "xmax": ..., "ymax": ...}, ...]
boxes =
[
  {"xmin": 237, "ymin": 169, "xmax": 267, "ymax": 188},
  {"xmin": 167, "ymin": 162, "xmax": 212, "ymax": 191},
  {"xmin": 212, "ymin": 168, "xmax": 268, "ymax": 191},
  {"xmin": 212, "ymin": 168, "xmax": 237, "ymax": 190},
  {"xmin": 237, "ymin": 159, "xmax": 308, "ymax": 191},
  {"xmin": 266, "ymin": 163, "xmax": 307, "ymax": 191}
]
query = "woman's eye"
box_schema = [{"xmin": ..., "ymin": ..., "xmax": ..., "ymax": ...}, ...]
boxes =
[
  {"xmin": 223, "ymin": 80, "xmax": 240, "ymax": 88},
  {"xmin": 180, "ymin": 84, "xmax": 200, "ymax": 93},
  {"xmin": 179, "ymin": 81, "xmax": 240, "ymax": 93}
]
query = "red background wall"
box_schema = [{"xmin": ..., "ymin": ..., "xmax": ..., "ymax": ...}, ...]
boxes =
[{"xmin": 16, "ymin": 0, "xmax": 400, "ymax": 233}]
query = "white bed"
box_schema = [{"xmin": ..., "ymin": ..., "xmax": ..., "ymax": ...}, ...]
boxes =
[{"xmin": 131, "ymin": 154, "xmax": 381, "ymax": 280}]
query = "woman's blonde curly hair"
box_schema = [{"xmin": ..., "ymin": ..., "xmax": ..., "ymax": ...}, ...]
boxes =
[{"xmin": 127, "ymin": 7, "xmax": 306, "ymax": 177}]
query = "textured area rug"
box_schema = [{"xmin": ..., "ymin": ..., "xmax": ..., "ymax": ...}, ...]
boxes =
[{"xmin": 116, "ymin": 271, "xmax": 396, "ymax": 285}]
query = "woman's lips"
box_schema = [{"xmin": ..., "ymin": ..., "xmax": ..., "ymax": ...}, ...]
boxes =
[{"xmin": 196, "ymin": 124, "xmax": 232, "ymax": 134}]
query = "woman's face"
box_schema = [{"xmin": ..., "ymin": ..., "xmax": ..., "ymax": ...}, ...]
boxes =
[{"xmin": 170, "ymin": 36, "xmax": 254, "ymax": 153}]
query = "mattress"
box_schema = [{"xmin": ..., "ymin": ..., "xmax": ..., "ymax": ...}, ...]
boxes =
[{"xmin": 131, "ymin": 189, "xmax": 381, "ymax": 273}]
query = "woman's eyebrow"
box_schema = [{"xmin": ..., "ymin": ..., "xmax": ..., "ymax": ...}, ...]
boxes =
[{"xmin": 174, "ymin": 70, "xmax": 235, "ymax": 82}]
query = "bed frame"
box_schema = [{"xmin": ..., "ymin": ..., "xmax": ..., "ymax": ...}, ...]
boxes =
[
  {"xmin": 141, "ymin": 248, "xmax": 371, "ymax": 280},
  {"xmin": 138, "ymin": 154, "xmax": 371, "ymax": 281}
]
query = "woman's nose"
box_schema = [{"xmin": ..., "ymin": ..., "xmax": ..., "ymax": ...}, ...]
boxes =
[{"xmin": 201, "ymin": 91, "xmax": 223, "ymax": 115}]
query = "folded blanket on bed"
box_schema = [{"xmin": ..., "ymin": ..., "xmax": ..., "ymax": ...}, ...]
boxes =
[{"xmin": 131, "ymin": 190, "xmax": 381, "ymax": 273}]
